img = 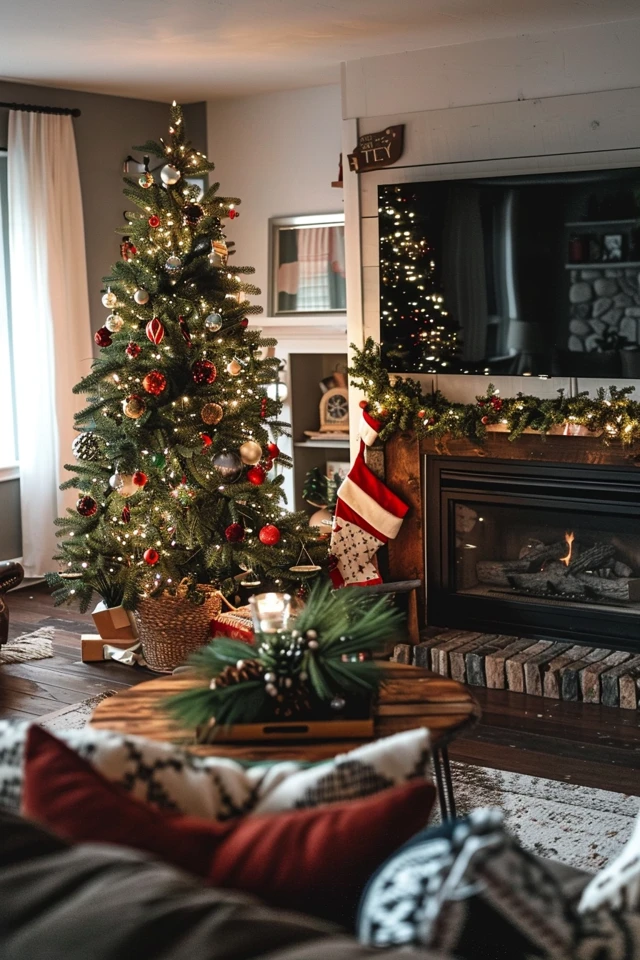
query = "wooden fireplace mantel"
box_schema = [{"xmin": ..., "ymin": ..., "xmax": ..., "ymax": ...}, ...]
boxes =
[{"xmin": 382, "ymin": 430, "xmax": 640, "ymax": 627}]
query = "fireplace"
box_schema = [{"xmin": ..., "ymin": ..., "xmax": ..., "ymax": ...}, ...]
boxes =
[{"xmin": 426, "ymin": 457, "xmax": 640, "ymax": 652}]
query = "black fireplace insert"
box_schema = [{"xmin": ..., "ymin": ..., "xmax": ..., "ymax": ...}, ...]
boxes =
[{"xmin": 426, "ymin": 456, "xmax": 640, "ymax": 651}]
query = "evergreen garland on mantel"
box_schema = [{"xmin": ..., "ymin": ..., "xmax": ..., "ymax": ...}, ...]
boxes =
[{"xmin": 349, "ymin": 339, "xmax": 640, "ymax": 446}]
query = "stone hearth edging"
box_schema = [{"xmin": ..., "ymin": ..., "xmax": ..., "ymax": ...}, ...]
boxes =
[{"xmin": 392, "ymin": 631, "xmax": 640, "ymax": 709}]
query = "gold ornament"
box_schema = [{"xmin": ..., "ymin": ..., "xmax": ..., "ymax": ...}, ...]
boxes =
[
  {"xmin": 122, "ymin": 394, "xmax": 146, "ymax": 419},
  {"xmin": 227, "ymin": 359, "xmax": 242, "ymax": 376},
  {"xmin": 239, "ymin": 439, "xmax": 262, "ymax": 465},
  {"xmin": 201, "ymin": 402, "xmax": 224, "ymax": 425}
]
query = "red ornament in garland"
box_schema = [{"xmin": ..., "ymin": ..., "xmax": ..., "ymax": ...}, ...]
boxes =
[
  {"xmin": 121, "ymin": 505, "xmax": 131, "ymax": 523},
  {"xmin": 142, "ymin": 370, "xmax": 167, "ymax": 395},
  {"xmin": 267, "ymin": 442, "xmax": 280, "ymax": 459},
  {"xmin": 247, "ymin": 465, "xmax": 266, "ymax": 486},
  {"xmin": 126, "ymin": 342, "xmax": 141, "ymax": 359},
  {"xmin": 200, "ymin": 433, "xmax": 212, "ymax": 449},
  {"xmin": 148, "ymin": 215, "xmax": 160, "ymax": 228},
  {"xmin": 259, "ymin": 524, "xmax": 281, "ymax": 545},
  {"xmin": 477, "ymin": 400, "xmax": 486, "ymax": 407},
  {"xmin": 491, "ymin": 396, "xmax": 503, "ymax": 412},
  {"xmin": 192, "ymin": 359, "xmax": 217, "ymax": 384},
  {"xmin": 143, "ymin": 548, "xmax": 159, "ymax": 565},
  {"xmin": 76, "ymin": 495, "xmax": 97, "ymax": 517},
  {"xmin": 132, "ymin": 471, "xmax": 148, "ymax": 488},
  {"xmin": 146, "ymin": 318, "xmax": 165, "ymax": 345},
  {"xmin": 417, "ymin": 410, "xmax": 426, "ymax": 419},
  {"xmin": 178, "ymin": 316, "xmax": 192, "ymax": 347},
  {"xmin": 481, "ymin": 416, "xmax": 489, "ymax": 425},
  {"xmin": 94, "ymin": 327, "xmax": 112, "ymax": 348},
  {"xmin": 225, "ymin": 523, "xmax": 245, "ymax": 543}
]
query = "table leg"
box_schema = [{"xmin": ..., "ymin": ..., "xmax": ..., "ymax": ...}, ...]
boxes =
[{"xmin": 433, "ymin": 746, "xmax": 457, "ymax": 821}]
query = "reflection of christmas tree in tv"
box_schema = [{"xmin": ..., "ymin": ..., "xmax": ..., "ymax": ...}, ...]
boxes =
[{"xmin": 379, "ymin": 185, "xmax": 460, "ymax": 373}]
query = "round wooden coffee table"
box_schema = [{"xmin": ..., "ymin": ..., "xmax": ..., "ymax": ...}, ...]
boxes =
[{"xmin": 92, "ymin": 663, "xmax": 479, "ymax": 819}]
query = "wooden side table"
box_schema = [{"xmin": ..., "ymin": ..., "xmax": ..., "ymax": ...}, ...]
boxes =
[{"xmin": 92, "ymin": 663, "xmax": 479, "ymax": 820}]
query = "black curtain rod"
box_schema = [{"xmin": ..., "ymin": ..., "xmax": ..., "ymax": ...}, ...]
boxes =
[{"xmin": 0, "ymin": 101, "xmax": 81, "ymax": 117}]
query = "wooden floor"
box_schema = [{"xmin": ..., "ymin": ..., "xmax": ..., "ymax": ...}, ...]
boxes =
[{"xmin": 2, "ymin": 585, "xmax": 639, "ymax": 796}]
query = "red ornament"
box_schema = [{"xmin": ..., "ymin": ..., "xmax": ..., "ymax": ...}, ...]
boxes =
[
  {"xmin": 122, "ymin": 506, "xmax": 131, "ymax": 523},
  {"xmin": 146, "ymin": 317, "xmax": 165, "ymax": 345},
  {"xmin": 225, "ymin": 523, "xmax": 245, "ymax": 543},
  {"xmin": 148, "ymin": 215, "xmax": 160, "ymax": 228},
  {"xmin": 259, "ymin": 524, "xmax": 281, "ymax": 545},
  {"xmin": 228, "ymin": 208, "xmax": 239, "ymax": 219},
  {"xmin": 142, "ymin": 370, "xmax": 167, "ymax": 395},
  {"xmin": 76, "ymin": 495, "xmax": 97, "ymax": 517},
  {"xmin": 247, "ymin": 465, "xmax": 266, "ymax": 486},
  {"xmin": 417, "ymin": 410, "xmax": 426, "ymax": 419},
  {"xmin": 239, "ymin": 318, "xmax": 249, "ymax": 328},
  {"xmin": 120, "ymin": 239, "xmax": 137, "ymax": 260},
  {"xmin": 477, "ymin": 400, "xmax": 486, "ymax": 407},
  {"xmin": 260, "ymin": 397, "xmax": 268, "ymax": 419},
  {"xmin": 267, "ymin": 442, "xmax": 280, "ymax": 459},
  {"xmin": 179, "ymin": 316, "xmax": 192, "ymax": 347},
  {"xmin": 126, "ymin": 341, "xmax": 141, "ymax": 359},
  {"xmin": 94, "ymin": 327, "xmax": 112, "ymax": 348},
  {"xmin": 428, "ymin": 417, "xmax": 436, "ymax": 426},
  {"xmin": 359, "ymin": 400, "xmax": 368, "ymax": 410},
  {"xmin": 200, "ymin": 433, "xmax": 212, "ymax": 448},
  {"xmin": 491, "ymin": 396, "xmax": 503, "ymax": 411},
  {"xmin": 192, "ymin": 359, "xmax": 217, "ymax": 384},
  {"xmin": 143, "ymin": 548, "xmax": 160, "ymax": 565},
  {"xmin": 379, "ymin": 407, "xmax": 389, "ymax": 418},
  {"xmin": 263, "ymin": 458, "xmax": 274, "ymax": 472},
  {"xmin": 132, "ymin": 471, "xmax": 148, "ymax": 487},
  {"xmin": 481, "ymin": 416, "xmax": 489, "ymax": 425}
]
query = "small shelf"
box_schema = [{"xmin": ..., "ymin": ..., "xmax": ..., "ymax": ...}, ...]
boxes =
[
  {"xmin": 295, "ymin": 439, "xmax": 350, "ymax": 449},
  {"xmin": 565, "ymin": 219, "xmax": 640, "ymax": 228},
  {"xmin": 565, "ymin": 261, "xmax": 640, "ymax": 270}
]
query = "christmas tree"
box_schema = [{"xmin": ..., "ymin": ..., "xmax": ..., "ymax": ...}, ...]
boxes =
[
  {"xmin": 47, "ymin": 103, "xmax": 325, "ymax": 612},
  {"xmin": 379, "ymin": 184, "xmax": 460, "ymax": 373}
]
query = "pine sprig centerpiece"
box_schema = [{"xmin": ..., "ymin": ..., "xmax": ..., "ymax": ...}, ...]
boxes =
[{"xmin": 166, "ymin": 582, "xmax": 403, "ymax": 735}]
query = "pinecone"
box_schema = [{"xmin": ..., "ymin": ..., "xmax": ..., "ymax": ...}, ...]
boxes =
[
  {"xmin": 72, "ymin": 432, "xmax": 102, "ymax": 462},
  {"xmin": 272, "ymin": 676, "xmax": 313, "ymax": 719},
  {"xmin": 210, "ymin": 658, "xmax": 263, "ymax": 689}
]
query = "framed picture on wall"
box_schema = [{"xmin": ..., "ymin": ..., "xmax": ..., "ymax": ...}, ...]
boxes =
[{"xmin": 269, "ymin": 213, "xmax": 346, "ymax": 316}]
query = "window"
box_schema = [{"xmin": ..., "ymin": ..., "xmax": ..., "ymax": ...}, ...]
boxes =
[{"xmin": 0, "ymin": 151, "xmax": 17, "ymax": 469}]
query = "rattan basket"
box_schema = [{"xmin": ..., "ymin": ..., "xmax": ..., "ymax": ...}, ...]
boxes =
[{"xmin": 134, "ymin": 586, "xmax": 222, "ymax": 673}]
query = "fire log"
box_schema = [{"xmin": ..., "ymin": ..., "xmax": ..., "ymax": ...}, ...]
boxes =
[
  {"xmin": 576, "ymin": 573, "xmax": 640, "ymax": 602},
  {"xmin": 476, "ymin": 559, "xmax": 534, "ymax": 586},
  {"xmin": 508, "ymin": 571, "xmax": 587, "ymax": 597},
  {"xmin": 569, "ymin": 543, "xmax": 615, "ymax": 574}
]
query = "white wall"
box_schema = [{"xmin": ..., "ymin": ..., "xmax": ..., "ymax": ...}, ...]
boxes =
[
  {"xmin": 341, "ymin": 19, "xmax": 640, "ymax": 409},
  {"xmin": 206, "ymin": 84, "xmax": 344, "ymax": 325}
]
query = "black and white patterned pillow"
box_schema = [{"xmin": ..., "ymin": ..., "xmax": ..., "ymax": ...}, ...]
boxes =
[{"xmin": 0, "ymin": 720, "xmax": 432, "ymax": 821}]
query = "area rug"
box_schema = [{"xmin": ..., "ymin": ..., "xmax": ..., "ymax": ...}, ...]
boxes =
[
  {"xmin": 39, "ymin": 691, "xmax": 117, "ymax": 732},
  {"xmin": 449, "ymin": 760, "xmax": 639, "ymax": 873},
  {"xmin": 0, "ymin": 627, "xmax": 54, "ymax": 664}
]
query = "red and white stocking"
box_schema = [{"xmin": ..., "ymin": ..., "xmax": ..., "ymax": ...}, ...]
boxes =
[{"xmin": 329, "ymin": 411, "xmax": 408, "ymax": 588}]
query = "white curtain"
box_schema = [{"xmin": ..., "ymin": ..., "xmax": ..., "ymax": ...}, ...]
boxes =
[{"xmin": 7, "ymin": 112, "xmax": 92, "ymax": 577}]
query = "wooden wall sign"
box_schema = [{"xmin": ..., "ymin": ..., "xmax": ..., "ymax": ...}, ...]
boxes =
[{"xmin": 348, "ymin": 125, "xmax": 404, "ymax": 174}]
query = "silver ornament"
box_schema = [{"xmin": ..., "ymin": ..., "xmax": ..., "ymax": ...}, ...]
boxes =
[
  {"xmin": 109, "ymin": 472, "xmax": 137, "ymax": 497},
  {"xmin": 160, "ymin": 164, "xmax": 181, "ymax": 185},
  {"xmin": 212, "ymin": 451, "xmax": 243, "ymax": 483},
  {"xmin": 264, "ymin": 672, "xmax": 276, "ymax": 684},
  {"xmin": 204, "ymin": 313, "xmax": 223, "ymax": 332},
  {"xmin": 134, "ymin": 289, "xmax": 150, "ymax": 305},
  {"xmin": 239, "ymin": 440, "xmax": 262, "ymax": 465},
  {"xmin": 101, "ymin": 290, "xmax": 117, "ymax": 309},
  {"xmin": 105, "ymin": 313, "xmax": 124, "ymax": 333},
  {"xmin": 165, "ymin": 255, "xmax": 182, "ymax": 274}
]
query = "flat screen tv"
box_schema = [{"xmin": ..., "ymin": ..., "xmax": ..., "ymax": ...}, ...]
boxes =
[{"xmin": 378, "ymin": 168, "xmax": 640, "ymax": 378}]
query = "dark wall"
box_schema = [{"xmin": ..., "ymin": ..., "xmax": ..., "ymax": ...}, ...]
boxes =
[
  {"xmin": 0, "ymin": 82, "xmax": 206, "ymax": 561},
  {"xmin": 0, "ymin": 83, "xmax": 207, "ymax": 336}
]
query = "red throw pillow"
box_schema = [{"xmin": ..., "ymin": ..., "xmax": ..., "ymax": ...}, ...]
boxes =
[{"xmin": 22, "ymin": 726, "xmax": 435, "ymax": 927}]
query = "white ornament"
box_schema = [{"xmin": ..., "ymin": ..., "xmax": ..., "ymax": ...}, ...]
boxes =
[
  {"xmin": 239, "ymin": 440, "xmax": 262, "ymax": 465},
  {"xmin": 109, "ymin": 472, "xmax": 137, "ymax": 497},
  {"xmin": 205, "ymin": 313, "xmax": 223, "ymax": 332},
  {"xmin": 227, "ymin": 359, "xmax": 242, "ymax": 376},
  {"xmin": 134, "ymin": 289, "xmax": 150, "ymax": 305},
  {"xmin": 160, "ymin": 164, "xmax": 181, "ymax": 185},
  {"xmin": 102, "ymin": 290, "xmax": 117, "ymax": 309},
  {"xmin": 105, "ymin": 313, "xmax": 124, "ymax": 333}
]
